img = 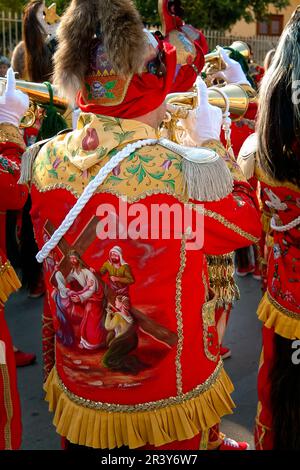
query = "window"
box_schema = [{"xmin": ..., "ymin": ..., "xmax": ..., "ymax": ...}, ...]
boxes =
[{"xmin": 257, "ymin": 14, "xmax": 284, "ymax": 36}]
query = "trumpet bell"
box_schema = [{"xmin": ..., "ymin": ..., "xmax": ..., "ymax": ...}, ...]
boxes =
[
  {"xmin": 230, "ymin": 41, "xmax": 251, "ymax": 60},
  {"xmin": 0, "ymin": 77, "xmax": 68, "ymax": 110},
  {"xmin": 166, "ymin": 83, "xmax": 256, "ymax": 119},
  {"xmin": 0, "ymin": 77, "xmax": 69, "ymax": 129},
  {"xmin": 204, "ymin": 41, "xmax": 251, "ymax": 75},
  {"xmin": 164, "ymin": 83, "xmax": 257, "ymax": 144}
]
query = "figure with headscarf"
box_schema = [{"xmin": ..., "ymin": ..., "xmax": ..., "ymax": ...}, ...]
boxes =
[{"xmin": 100, "ymin": 246, "xmax": 135, "ymax": 300}]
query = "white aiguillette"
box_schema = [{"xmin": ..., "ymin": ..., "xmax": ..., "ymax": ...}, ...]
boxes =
[{"xmin": 159, "ymin": 138, "xmax": 233, "ymax": 202}]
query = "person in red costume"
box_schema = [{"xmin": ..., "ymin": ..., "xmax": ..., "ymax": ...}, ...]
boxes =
[
  {"xmin": 0, "ymin": 69, "xmax": 31, "ymax": 448},
  {"xmin": 0, "ymin": 69, "xmax": 36, "ymax": 368},
  {"xmin": 26, "ymin": 0, "xmax": 260, "ymax": 450},
  {"xmin": 212, "ymin": 47, "xmax": 261, "ymax": 282},
  {"xmin": 161, "ymin": 6, "xmax": 257, "ymax": 360},
  {"xmin": 158, "ymin": 0, "xmax": 208, "ymax": 93},
  {"xmin": 239, "ymin": 8, "xmax": 300, "ymax": 449}
]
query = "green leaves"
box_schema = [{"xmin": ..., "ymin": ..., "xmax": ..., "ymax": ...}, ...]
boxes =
[
  {"xmin": 134, "ymin": 0, "xmax": 289, "ymax": 31},
  {"xmin": 113, "ymin": 131, "xmax": 135, "ymax": 145},
  {"xmin": 137, "ymin": 167, "xmax": 146, "ymax": 184},
  {"xmin": 105, "ymin": 92, "xmax": 115, "ymax": 99},
  {"xmin": 105, "ymin": 81, "xmax": 117, "ymax": 90},
  {"xmin": 107, "ymin": 175, "xmax": 123, "ymax": 186},
  {"xmin": 127, "ymin": 164, "xmax": 141, "ymax": 175},
  {"xmin": 48, "ymin": 168, "xmax": 58, "ymax": 179},
  {"xmin": 97, "ymin": 147, "xmax": 108, "ymax": 159}
]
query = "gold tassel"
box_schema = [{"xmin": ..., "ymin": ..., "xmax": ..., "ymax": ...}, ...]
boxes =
[
  {"xmin": 0, "ymin": 262, "xmax": 21, "ymax": 306},
  {"xmin": 206, "ymin": 253, "xmax": 240, "ymax": 307}
]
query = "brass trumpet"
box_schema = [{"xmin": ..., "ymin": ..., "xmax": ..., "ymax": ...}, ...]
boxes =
[
  {"xmin": 163, "ymin": 83, "xmax": 257, "ymax": 144},
  {"xmin": 0, "ymin": 78, "xmax": 68, "ymax": 128},
  {"xmin": 204, "ymin": 41, "xmax": 251, "ymax": 76}
]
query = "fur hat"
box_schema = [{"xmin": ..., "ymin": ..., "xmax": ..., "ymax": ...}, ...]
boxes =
[{"xmin": 53, "ymin": 0, "xmax": 147, "ymax": 103}]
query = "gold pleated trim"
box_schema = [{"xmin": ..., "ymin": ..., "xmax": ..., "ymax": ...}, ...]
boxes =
[
  {"xmin": 44, "ymin": 366, "xmax": 235, "ymax": 449},
  {"xmin": 0, "ymin": 262, "xmax": 21, "ymax": 306},
  {"xmin": 257, "ymin": 292, "xmax": 300, "ymax": 340}
]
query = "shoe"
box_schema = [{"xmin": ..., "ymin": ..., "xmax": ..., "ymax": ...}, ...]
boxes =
[
  {"xmin": 14, "ymin": 350, "xmax": 36, "ymax": 367},
  {"xmin": 220, "ymin": 345, "xmax": 231, "ymax": 360},
  {"xmin": 218, "ymin": 437, "xmax": 250, "ymax": 450},
  {"xmin": 28, "ymin": 280, "xmax": 45, "ymax": 299},
  {"xmin": 252, "ymin": 266, "xmax": 262, "ymax": 281},
  {"xmin": 235, "ymin": 265, "xmax": 255, "ymax": 277}
]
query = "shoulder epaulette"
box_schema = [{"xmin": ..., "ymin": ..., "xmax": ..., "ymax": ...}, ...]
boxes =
[
  {"xmin": 19, "ymin": 129, "xmax": 72, "ymax": 185},
  {"xmin": 159, "ymin": 138, "xmax": 233, "ymax": 202}
]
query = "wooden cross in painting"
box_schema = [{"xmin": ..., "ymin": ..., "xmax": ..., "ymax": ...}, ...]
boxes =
[{"xmin": 44, "ymin": 216, "xmax": 99, "ymax": 284}]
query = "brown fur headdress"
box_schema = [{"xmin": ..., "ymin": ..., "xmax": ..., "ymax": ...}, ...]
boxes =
[{"xmin": 53, "ymin": 0, "xmax": 147, "ymax": 103}]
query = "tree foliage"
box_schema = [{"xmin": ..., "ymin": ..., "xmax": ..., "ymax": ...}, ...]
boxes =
[
  {"xmin": 0, "ymin": 0, "xmax": 70, "ymax": 15},
  {"xmin": 134, "ymin": 0, "xmax": 289, "ymax": 30},
  {"xmin": 0, "ymin": 0, "xmax": 291, "ymax": 30}
]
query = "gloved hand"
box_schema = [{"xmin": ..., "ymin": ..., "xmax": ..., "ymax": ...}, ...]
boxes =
[
  {"xmin": 0, "ymin": 67, "xmax": 30, "ymax": 127},
  {"xmin": 178, "ymin": 76, "xmax": 223, "ymax": 146},
  {"xmin": 213, "ymin": 46, "xmax": 250, "ymax": 84}
]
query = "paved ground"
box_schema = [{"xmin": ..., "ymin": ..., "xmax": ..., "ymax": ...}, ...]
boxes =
[{"xmin": 6, "ymin": 275, "xmax": 262, "ymax": 450}]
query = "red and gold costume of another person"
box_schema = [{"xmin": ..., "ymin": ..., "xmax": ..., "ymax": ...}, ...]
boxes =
[
  {"xmin": 159, "ymin": 0, "xmax": 207, "ymax": 93},
  {"xmin": 0, "ymin": 123, "xmax": 28, "ymax": 449},
  {"xmin": 160, "ymin": 1, "xmax": 256, "ymax": 341},
  {"xmin": 238, "ymin": 144, "xmax": 300, "ymax": 449}
]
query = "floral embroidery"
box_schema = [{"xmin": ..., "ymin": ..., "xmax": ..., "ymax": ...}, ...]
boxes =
[
  {"xmin": 85, "ymin": 80, "xmax": 117, "ymax": 101},
  {"xmin": 233, "ymin": 195, "xmax": 245, "ymax": 208},
  {"xmin": 178, "ymin": 32, "xmax": 194, "ymax": 53},
  {"xmin": 106, "ymin": 150, "xmax": 179, "ymax": 191},
  {"xmin": 273, "ymin": 244, "xmax": 281, "ymax": 260},
  {"xmin": 100, "ymin": 117, "xmax": 137, "ymax": 145},
  {"xmin": 32, "ymin": 115, "xmax": 185, "ymax": 199},
  {"xmin": 264, "ymin": 188, "xmax": 288, "ymax": 211},
  {"xmin": 82, "ymin": 128, "xmax": 100, "ymax": 151},
  {"xmin": 0, "ymin": 156, "xmax": 18, "ymax": 174}
]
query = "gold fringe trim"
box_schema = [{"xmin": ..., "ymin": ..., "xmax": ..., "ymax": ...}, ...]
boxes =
[
  {"xmin": 257, "ymin": 292, "xmax": 300, "ymax": 340},
  {"xmin": 0, "ymin": 365, "xmax": 13, "ymax": 449},
  {"xmin": 261, "ymin": 212, "xmax": 271, "ymax": 235},
  {"xmin": 44, "ymin": 366, "xmax": 235, "ymax": 449},
  {"xmin": 0, "ymin": 123, "xmax": 26, "ymax": 150},
  {"xmin": 0, "ymin": 262, "xmax": 21, "ymax": 306},
  {"xmin": 206, "ymin": 253, "xmax": 240, "ymax": 306}
]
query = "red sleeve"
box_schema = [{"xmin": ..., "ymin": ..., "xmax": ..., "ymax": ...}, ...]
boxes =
[
  {"xmin": 244, "ymin": 101, "xmax": 258, "ymax": 121},
  {"xmin": 191, "ymin": 139, "xmax": 262, "ymax": 255},
  {"xmin": 0, "ymin": 141, "xmax": 28, "ymax": 212},
  {"xmin": 200, "ymin": 181, "xmax": 261, "ymax": 255}
]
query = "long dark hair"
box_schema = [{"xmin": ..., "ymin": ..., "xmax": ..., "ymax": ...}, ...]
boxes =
[
  {"xmin": 257, "ymin": 7, "xmax": 300, "ymax": 187},
  {"xmin": 23, "ymin": 0, "xmax": 54, "ymax": 82},
  {"xmin": 270, "ymin": 333, "xmax": 300, "ymax": 449}
]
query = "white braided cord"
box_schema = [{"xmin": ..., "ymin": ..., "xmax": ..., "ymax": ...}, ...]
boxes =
[
  {"xmin": 210, "ymin": 86, "xmax": 233, "ymax": 156},
  {"xmin": 270, "ymin": 215, "xmax": 300, "ymax": 232},
  {"xmin": 36, "ymin": 138, "xmax": 158, "ymax": 263}
]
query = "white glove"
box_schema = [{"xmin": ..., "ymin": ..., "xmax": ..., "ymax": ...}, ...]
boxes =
[
  {"xmin": 213, "ymin": 46, "xmax": 250, "ymax": 85},
  {"xmin": 179, "ymin": 76, "xmax": 222, "ymax": 146},
  {"xmin": 0, "ymin": 67, "xmax": 30, "ymax": 127}
]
